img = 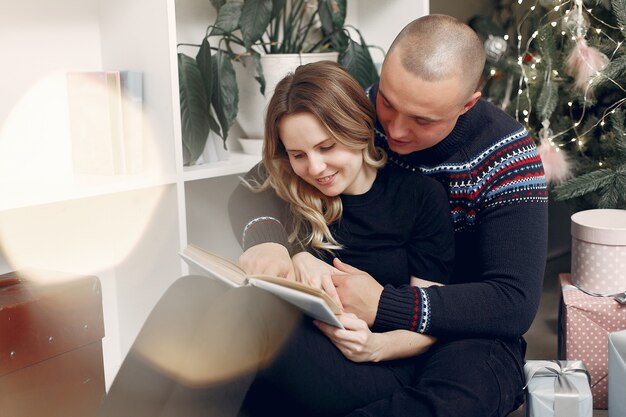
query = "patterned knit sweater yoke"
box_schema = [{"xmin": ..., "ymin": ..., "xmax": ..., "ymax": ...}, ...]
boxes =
[{"xmin": 368, "ymin": 84, "xmax": 548, "ymax": 234}]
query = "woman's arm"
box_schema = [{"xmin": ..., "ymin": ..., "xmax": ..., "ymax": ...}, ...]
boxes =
[{"xmin": 314, "ymin": 313, "xmax": 437, "ymax": 362}]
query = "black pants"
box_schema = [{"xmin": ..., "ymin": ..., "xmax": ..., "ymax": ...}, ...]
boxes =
[{"xmin": 99, "ymin": 276, "xmax": 525, "ymax": 417}]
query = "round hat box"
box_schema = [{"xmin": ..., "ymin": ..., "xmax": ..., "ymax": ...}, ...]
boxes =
[{"xmin": 571, "ymin": 209, "xmax": 626, "ymax": 294}]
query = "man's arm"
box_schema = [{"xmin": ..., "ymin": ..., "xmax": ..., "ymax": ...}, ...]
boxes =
[{"xmin": 373, "ymin": 201, "xmax": 548, "ymax": 339}]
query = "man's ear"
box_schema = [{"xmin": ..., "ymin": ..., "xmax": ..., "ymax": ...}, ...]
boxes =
[{"xmin": 461, "ymin": 91, "xmax": 481, "ymax": 114}]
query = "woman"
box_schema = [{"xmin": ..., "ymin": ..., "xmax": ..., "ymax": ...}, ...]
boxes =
[{"xmin": 99, "ymin": 61, "xmax": 453, "ymax": 417}]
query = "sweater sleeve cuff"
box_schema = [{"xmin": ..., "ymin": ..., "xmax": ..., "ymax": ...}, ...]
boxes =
[
  {"xmin": 242, "ymin": 216, "xmax": 289, "ymax": 251},
  {"xmin": 372, "ymin": 285, "xmax": 430, "ymax": 334}
]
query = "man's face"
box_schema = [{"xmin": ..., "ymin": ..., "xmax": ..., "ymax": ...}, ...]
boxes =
[{"xmin": 376, "ymin": 50, "xmax": 478, "ymax": 155}]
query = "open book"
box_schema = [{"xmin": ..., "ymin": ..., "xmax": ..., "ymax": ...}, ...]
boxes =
[{"xmin": 179, "ymin": 245, "xmax": 343, "ymax": 328}]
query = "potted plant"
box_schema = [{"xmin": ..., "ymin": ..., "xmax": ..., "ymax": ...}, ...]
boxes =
[{"xmin": 178, "ymin": 0, "xmax": 379, "ymax": 165}]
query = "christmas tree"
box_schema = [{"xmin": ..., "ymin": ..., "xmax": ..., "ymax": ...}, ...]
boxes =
[{"xmin": 470, "ymin": 0, "xmax": 626, "ymax": 209}]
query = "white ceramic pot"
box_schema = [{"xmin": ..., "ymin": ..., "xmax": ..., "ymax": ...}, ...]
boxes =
[{"xmin": 235, "ymin": 52, "xmax": 339, "ymax": 141}]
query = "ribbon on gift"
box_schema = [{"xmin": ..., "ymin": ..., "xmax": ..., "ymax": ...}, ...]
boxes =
[{"xmin": 524, "ymin": 360, "xmax": 591, "ymax": 417}]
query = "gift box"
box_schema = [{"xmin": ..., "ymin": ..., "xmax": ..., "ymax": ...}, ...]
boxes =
[
  {"xmin": 559, "ymin": 273, "xmax": 626, "ymax": 409},
  {"xmin": 571, "ymin": 209, "xmax": 626, "ymax": 295},
  {"xmin": 524, "ymin": 360, "xmax": 592, "ymax": 417},
  {"xmin": 608, "ymin": 330, "xmax": 626, "ymax": 417}
]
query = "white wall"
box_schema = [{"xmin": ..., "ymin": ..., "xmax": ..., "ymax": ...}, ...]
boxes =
[
  {"xmin": 347, "ymin": 0, "xmax": 429, "ymax": 64},
  {"xmin": 430, "ymin": 0, "xmax": 492, "ymax": 23}
]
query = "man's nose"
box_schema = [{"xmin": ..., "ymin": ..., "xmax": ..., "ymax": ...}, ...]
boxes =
[{"xmin": 387, "ymin": 113, "xmax": 410, "ymax": 138}]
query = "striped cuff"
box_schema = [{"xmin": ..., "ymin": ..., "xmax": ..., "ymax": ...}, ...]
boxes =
[
  {"xmin": 242, "ymin": 217, "xmax": 290, "ymax": 251},
  {"xmin": 372, "ymin": 285, "xmax": 429, "ymax": 333}
]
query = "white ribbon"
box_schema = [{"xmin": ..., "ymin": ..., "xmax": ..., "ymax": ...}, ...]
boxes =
[{"xmin": 524, "ymin": 360, "xmax": 590, "ymax": 417}]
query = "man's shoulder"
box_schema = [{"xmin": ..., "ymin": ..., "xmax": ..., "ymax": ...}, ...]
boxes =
[{"xmin": 471, "ymin": 99, "xmax": 527, "ymax": 141}]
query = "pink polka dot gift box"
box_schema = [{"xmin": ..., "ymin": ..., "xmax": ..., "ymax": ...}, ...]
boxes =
[
  {"xmin": 559, "ymin": 273, "xmax": 626, "ymax": 409},
  {"xmin": 571, "ymin": 209, "xmax": 626, "ymax": 296}
]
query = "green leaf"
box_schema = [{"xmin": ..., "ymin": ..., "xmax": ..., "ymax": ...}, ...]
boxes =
[
  {"xmin": 212, "ymin": 49, "xmax": 239, "ymax": 142},
  {"xmin": 178, "ymin": 53, "xmax": 210, "ymax": 165},
  {"xmin": 210, "ymin": 0, "xmax": 244, "ymax": 36},
  {"xmin": 249, "ymin": 52, "xmax": 265, "ymax": 95},
  {"xmin": 196, "ymin": 38, "xmax": 222, "ymax": 137},
  {"xmin": 320, "ymin": 0, "xmax": 346, "ymax": 28},
  {"xmin": 339, "ymin": 29, "xmax": 379, "ymax": 88},
  {"xmin": 318, "ymin": 0, "xmax": 349, "ymax": 50},
  {"xmin": 271, "ymin": 0, "xmax": 286, "ymax": 20},
  {"xmin": 210, "ymin": 0, "xmax": 227, "ymax": 11},
  {"xmin": 240, "ymin": 0, "xmax": 273, "ymax": 48}
]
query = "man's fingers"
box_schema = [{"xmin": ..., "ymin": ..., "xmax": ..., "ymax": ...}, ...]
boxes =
[
  {"xmin": 332, "ymin": 258, "xmax": 363, "ymax": 274},
  {"xmin": 321, "ymin": 277, "xmax": 343, "ymax": 310}
]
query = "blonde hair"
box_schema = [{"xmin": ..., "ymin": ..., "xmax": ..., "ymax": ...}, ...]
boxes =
[
  {"xmin": 252, "ymin": 61, "xmax": 386, "ymax": 252},
  {"xmin": 389, "ymin": 14, "xmax": 486, "ymax": 100}
]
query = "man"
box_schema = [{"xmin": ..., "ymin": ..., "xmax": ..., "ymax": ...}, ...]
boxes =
[{"xmin": 229, "ymin": 14, "xmax": 548, "ymax": 417}]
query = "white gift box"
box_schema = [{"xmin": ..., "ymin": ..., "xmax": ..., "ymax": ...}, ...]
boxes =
[
  {"xmin": 571, "ymin": 209, "xmax": 626, "ymax": 295},
  {"xmin": 609, "ymin": 330, "xmax": 626, "ymax": 417},
  {"xmin": 524, "ymin": 360, "xmax": 592, "ymax": 417}
]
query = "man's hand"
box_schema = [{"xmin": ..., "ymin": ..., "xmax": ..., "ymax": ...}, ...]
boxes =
[
  {"xmin": 238, "ymin": 243, "xmax": 295, "ymax": 279},
  {"xmin": 331, "ymin": 258, "xmax": 383, "ymax": 327},
  {"xmin": 292, "ymin": 252, "xmax": 343, "ymax": 309}
]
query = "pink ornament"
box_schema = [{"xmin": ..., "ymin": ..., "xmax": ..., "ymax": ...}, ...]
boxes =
[
  {"xmin": 566, "ymin": 37, "xmax": 609, "ymax": 91},
  {"xmin": 537, "ymin": 137, "xmax": 572, "ymax": 185}
]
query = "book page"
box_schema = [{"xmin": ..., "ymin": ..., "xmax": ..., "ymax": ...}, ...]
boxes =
[
  {"xmin": 250, "ymin": 275, "xmax": 341, "ymax": 314},
  {"xmin": 180, "ymin": 245, "xmax": 246, "ymax": 286},
  {"xmin": 246, "ymin": 278, "xmax": 344, "ymax": 328}
]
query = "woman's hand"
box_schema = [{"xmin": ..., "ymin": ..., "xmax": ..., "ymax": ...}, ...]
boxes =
[
  {"xmin": 314, "ymin": 313, "xmax": 384, "ymax": 362},
  {"xmin": 410, "ymin": 276, "xmax": 445, "ymax": 287},
  {"xmin": 292, "ymin": 252, "xmax": 343, "ymax": 309},
  {"xmin": 238, "ymin": 243, "xmax": 295, "ymax": 279},
  {"xmin": 316, "ymin": 314, "xmax": 438, "ymax": 362}
]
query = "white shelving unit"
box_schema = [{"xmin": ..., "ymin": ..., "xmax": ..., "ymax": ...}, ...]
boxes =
[{"xmin": 0, "ymin": 0, "xmax": 428, "ymax": 389}]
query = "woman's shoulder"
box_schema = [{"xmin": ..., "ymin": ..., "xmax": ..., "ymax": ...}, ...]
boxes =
[{"xmin": 380, "ymin": 164, "xmax": 448, "ymax": 198}]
